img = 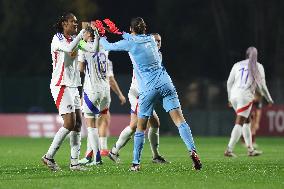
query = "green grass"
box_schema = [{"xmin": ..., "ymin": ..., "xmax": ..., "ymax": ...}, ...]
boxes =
[{"xmin": 0, "ymin": 137, "xmax": 283, "ymax": 189}]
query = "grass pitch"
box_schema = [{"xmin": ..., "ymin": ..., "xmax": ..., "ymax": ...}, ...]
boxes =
[{"xmin": 0, "ymin": 137, "xmax": 283, "ymax": 189}]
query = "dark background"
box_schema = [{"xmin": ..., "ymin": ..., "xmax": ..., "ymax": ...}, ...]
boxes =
[{"xmin": 0, "ymin": 0, "xmax": 283, "ymax": 114}]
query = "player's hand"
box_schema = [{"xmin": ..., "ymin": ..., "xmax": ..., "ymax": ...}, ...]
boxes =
[
  {"xmin": 68, "ymin": 50, "xmax": 77, "ymax": 58},
  {"xmin": 82, "ymin": 22, "xmax": 90, "ymax": 29},
  {"xmin": 90, "ymin": 22, "xmax": 100, "ymax": 37},
  {"xmin": 267, "ymin": 102, "xmax": 273, "ymax": 107},
  {"xmin": 119, "ymin": 95, "xmax": 126, "ymax": 105},
  {"xmin": 228, "ymin": 102, "xmax": 232, "ymax": 108}
]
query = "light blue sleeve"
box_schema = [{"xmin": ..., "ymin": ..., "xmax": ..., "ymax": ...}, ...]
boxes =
[{"xmin": 100, "ymin": 37, "xmax": 130, "ymax": 51}]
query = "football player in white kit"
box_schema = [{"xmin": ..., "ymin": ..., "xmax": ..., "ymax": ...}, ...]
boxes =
[
  {"xmin": 97, "ymin": 59, "xmax": 126, "ymax": 157},
  {"xmin": 77, "ymin": 26, "xmax": 126, "ymax": 165},
  {"xmin": 42, "ymin": 12, "xmax": 87, "ymax": 171},
  {"xmin": 108, "ymin": 33, "xmax": 168, "ymax": 163},
  {"xmin": 225, "ymin": 46, "xmax": 273, "ymax": 157}
]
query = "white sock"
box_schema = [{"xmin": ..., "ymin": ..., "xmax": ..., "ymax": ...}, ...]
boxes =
[
  {"xmin": 227, "ymin": 124, "xmax": 242, "ymax": 152},
  {"xmin": 99, "ymin": 137, "xmax": 108, "ymax": 150},
  {"xmin": 85, "ymin": 135, "xmax": 92, "ymax": 157},
  {"xmin": 70, "ymin": 131, "xmax": 81, "ymax": 165},
  {"xmin": 112, "ymin": 126, "xmax": 134, "ymax": 154},
  {"xmin": 46, "ymin": 127, "xmax": 70, "ymax": 159},
  {"xmin": 87, "ymin": 127, "xmax": 100, "ymax": 158},
  {"xmin": 148, "ymin": 127, "xmax": 160, "ymax": 158},
  {"xmin": 242, "ymin": 123, "xmax": 254, "ymax": 151}
]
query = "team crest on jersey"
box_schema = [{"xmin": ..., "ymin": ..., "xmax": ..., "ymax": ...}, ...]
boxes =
[
  {"xmin": 56, "ymin": 33, "xmax": 63, "ymax": 41},
  {"xmin": 67, "ymin": 105, "xmax": 73, "ymax": 110}
]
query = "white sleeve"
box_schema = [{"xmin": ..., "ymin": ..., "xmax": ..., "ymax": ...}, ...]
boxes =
[
  {"xmin": 52, "ymin": 29, "xmax": 85, "ymax": 53},
  {"xmin": 107, "ymin": 60, "xmax": 114, "ymax": 77},
  {"xmin": 78, "ymin": 49, "xmax": 85, "ymax": 63},
  {"xmin": 258, "ymin": 64, "xmax": 273, "ymax": 103},
  {"xmin": 227, "ymin": 64, "xmax": 236, "ymax": 101}
]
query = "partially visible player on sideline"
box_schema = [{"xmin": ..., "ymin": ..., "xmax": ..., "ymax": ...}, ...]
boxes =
[
  {"xmin": 42, "ymin": 12, "xmax": 86, "ymax": 171},
  {"xmin": 100, "ymin": 17, "xmax": 202, "ymax": 171},
  {"xmin": 225, "ymin": 46, "xmax": 273, "ymax": 157},
  {"xmin": 250, "ymin": 91, "xmax": 263, "ymax": 148},
  {"xmin": 108, "ymin": 33, "xmax": 168, "ymax": 164}
]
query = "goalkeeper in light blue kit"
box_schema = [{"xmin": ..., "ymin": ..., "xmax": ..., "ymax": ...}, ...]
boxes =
[{"xmin": 100, "ymin": 17, "xmax": 202, "ymax": 171}]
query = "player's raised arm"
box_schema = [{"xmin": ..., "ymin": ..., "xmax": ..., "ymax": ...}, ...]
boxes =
[
  {"xmin": 52, "ymin": 29, "xmax": 85, "ymax": 53},
  {"xmin": 78, "ymin": 24, "xmax": 100, "ymax": 53},
  {"xmin": 100, "ymin": 37, "xmax": 130, "ymax": 51}
]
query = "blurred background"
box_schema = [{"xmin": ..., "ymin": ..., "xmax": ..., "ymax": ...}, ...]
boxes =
[{"xmin": 0, "ymin": 0, "xmax": 284, "ymax": 137}]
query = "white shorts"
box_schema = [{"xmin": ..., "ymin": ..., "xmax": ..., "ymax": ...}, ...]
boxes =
[
  {"xmin": 128, "ymin": 87, "xmax": 139, "ymax": 114},
  {"xmin": 50, "ymin": 85, "xmax": 80, "ymax": 115},
  {"xmin": 230, "ymin": 97, "xmax": 253, "ymax": 118},
  {"xmin": 82, "ymin": 87, "xmax": 110, "ymax": 118}
]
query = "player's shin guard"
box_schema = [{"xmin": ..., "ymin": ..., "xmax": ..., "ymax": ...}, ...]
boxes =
[
  {"xmin": 228, "ymin": 124, "xmax": 242, "ymax": 152},
  {"xmin": 46, "ymin": 127, "xmax": 70, "ymax": 159},
  {"xmin": 87, "ymin": 127, "xmax": 100, "ymax": 158},
  {"xmin": 112, "ymin": 126, "xmax": 134, "ymax": 154},
  {"xmin": 85, "ymin": 135, "xmax": 93, "ymax": 158},
  {"xmin": 70, "ymin": 131, "xmax": 81, "ymax": 165},
  {"xmin": 148, "ymin": 127, "xmax": 160, "ymax": 158},
  {"xmin": 242, "ymin": 123, "xmax": 253, "ymax": 151},
  {"xmin": 132, "ymin": 131, "xmax": 145, "ymax": 165},
  {"xmin": 178, "ymin": 122, "xmax": 196, "ymax": 152}
]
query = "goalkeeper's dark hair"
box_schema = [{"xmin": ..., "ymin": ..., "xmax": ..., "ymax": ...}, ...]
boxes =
[
  {"xmin": 151, "ymin": 33, "xmax": 160, "ymax": 37},
  {"xmin": 130, "ymin": 17, "xmax": 146, "ymax": 34},
  {"xmin": 53, "ymin": 12, "xmax": 75, "ymax": 33}
]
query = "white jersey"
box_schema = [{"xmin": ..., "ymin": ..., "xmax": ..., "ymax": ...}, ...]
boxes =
[
  {"xmin": 129, "ymin": 70, "xmax": 139, "ymax": 95},
  {"xmin": 227, "ymin": 59, "xmax": 273, "ymax": 103},
  {"xmin": 50, "ymin": 30, "xmax": 85, "ymax": 87},
  {"xmin": 78, "ymin": 44, "xmax": 113, "ymax": 93}
]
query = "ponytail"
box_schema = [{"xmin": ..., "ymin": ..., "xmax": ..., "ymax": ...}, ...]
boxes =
[
  {"xmin": 130, "ymin": 17, "xmax": 146, "ymax": 34},
  {"xmin": 247, "ymin": 47, "xmax": 261, "ymax": 90}
]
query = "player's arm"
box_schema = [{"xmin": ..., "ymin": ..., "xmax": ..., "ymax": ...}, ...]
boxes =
[
  {"xmin": 227, "ymin": 64, "xmax": 236, "ymax": 102},
  {"xmin": 78, "ymin": 49, "xmax": 86, "ymax": 98},
  {"xmin": 258, "ymin": 64, "xmax": 274, "ymax": 104},
  {"xmin": 78, "ymin": 28, "xmax": 100, "ymax": 53},
  {"xmin": 100, "ymin": 37, "xmax": 130, "ymax": 51},
  {"xmin": 54, "ymin": 29, "xmax": 85, "ymax": 53},
  {"xmin": 109, "ymin": 75, "xmax": 126, "ymax": 105}
]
